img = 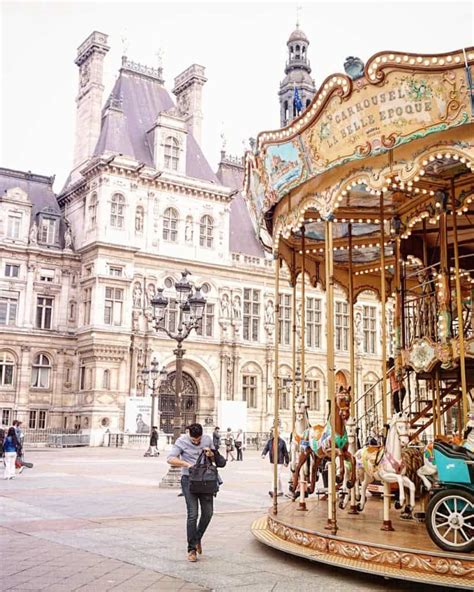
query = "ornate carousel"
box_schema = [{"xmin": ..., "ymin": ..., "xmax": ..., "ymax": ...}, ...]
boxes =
[{"xmin": 244, "ymin": 48, "xmax": 474, "ymax": 587}]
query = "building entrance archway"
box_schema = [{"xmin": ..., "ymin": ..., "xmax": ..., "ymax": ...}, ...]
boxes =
[{"xmin": 159, "ymin": 371, "xmax": 198, "ymax": 434}]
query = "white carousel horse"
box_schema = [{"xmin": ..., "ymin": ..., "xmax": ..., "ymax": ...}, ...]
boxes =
[
  {"xmin": 356, "ymin": 413, "xmax": 417, "ymax": 518},
  {"xmin": 289, "ymin": 394, "xmax": 313, "ymax": 493},
  {"xmin": 339, "ymin": 416, "xmax": 357, "ymax": 509}
]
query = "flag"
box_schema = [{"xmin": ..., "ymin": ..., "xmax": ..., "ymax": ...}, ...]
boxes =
[{"xmin": 293, "ymin": 86, "xmax": 303, "ymax": 115}]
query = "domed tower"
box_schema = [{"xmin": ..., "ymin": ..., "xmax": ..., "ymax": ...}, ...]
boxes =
[{"xmin": 278, "ymin": 25, "xmax": 316, "ymax": 127}]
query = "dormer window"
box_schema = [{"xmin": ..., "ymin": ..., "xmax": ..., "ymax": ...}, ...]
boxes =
[
  {"xmin": 164, "ymin": 137, "xmax": 179, "ymax": 171},
  {"xmin": 39, "ymin": 217, "xmax": 57, "ymax": 245},
  {"xmin": 110, "ymin": 193, "xmax": 125, "ymax": 228},
  {"xmin": 7, "ymin": 214, "xmax": 21, "ymax": 239}
]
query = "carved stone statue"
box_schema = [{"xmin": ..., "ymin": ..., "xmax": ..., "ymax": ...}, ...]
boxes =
[
  {"xmin": 146, "ymin": 284, "xmax": 156, "ymax": 308},
  {"xmin": 220, "ymin": 293, "xmax": 231, "ymax": 319},
  {"xmin": 185, "ymin": 216, "xmax": 193, "ymax": 243},
  {"xmin": 355, "ymin": 310, "xmax": 363, "ymax": 352},
  {"xmin": 264, "ymin": 299, "xmax": 275, "ymax": 325},
  {"xmin": 133, "ymin": 283, "xmax": 142, "ymax": 308},
  {"xmin": 64, "ymin": 227, "xmax": 73, "ymax": 249},
  {"xmin": 29, "ymin": 223, "xmax": 38, "ymax": 244},
  {"xmin": 232, "ymin": 295, "xmax": 241, "ymax": 320}
]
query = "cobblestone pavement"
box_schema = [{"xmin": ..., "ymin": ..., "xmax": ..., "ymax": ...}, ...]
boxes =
[{"xmin": 0, "ymin": 448, "xmax": 451, "ymax": 591}]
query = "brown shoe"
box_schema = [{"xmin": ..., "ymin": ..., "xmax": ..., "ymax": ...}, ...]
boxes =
[
  {"xmin": 188, "ymin": 550, "xmax": 197, "ymax": 562},
  {"xmin": 196, "ymin": 542, "xmax": 202, "ymax": 555}
]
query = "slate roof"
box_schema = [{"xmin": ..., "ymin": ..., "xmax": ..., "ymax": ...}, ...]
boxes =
[
  {"xmin": 94, "ymin": 66, "xmax": 219, "ymax": 184},
  {"xmin": 216, "ymin": 157, "xmax": 265, "ymax": 258},
  {"xmin": 0, "ymin": 167, "xmax": 67, "ymax": 247}
]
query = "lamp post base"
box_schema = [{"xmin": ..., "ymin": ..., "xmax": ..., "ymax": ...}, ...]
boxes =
[{"xmin": 159, "ymin": 465, "xmax": 182, "ymax": 489}]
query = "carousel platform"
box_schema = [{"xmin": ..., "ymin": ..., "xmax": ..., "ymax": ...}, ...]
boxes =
[{"xmin": 251, "ymin": 497, "xmax": 473, "ymax": 588}]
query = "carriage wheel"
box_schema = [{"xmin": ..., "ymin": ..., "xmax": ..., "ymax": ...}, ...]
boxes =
[{"xmin": 426, "ymin": 489, "xmax": 474, "ymax": 553}]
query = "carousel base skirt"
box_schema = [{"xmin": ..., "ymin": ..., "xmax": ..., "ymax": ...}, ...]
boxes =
[{"xmin": 251, "ymin": 498, "xmax": 473, "ymax": 588}]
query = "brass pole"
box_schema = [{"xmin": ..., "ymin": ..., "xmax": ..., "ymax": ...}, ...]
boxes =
[
  {"xmin": 291, "ymin": 271, "xmax": 297, "ymax": 434},
  {"xmin": 394, "ymin": 235, "xmax": 402, "ymax": 418},
  {"xmin": 325, "ymin": 219, "xmax": 337, "ymax": 534},
  {"xmin": 301, "ymin": 227, "xmax": 306, "ymax": 403},
  {"xmin": 273, "ymin": 249, "xmax": 281, "ymax": 515},
  {"xmin": 348, "ymin": 223, "xmax": 358, "ymax": 515},
  {"xmin": 450, "ymin": 182, "xmax": 468, "ymax": 428},
  {"xmin": 380, "ymin": 196, "xmax": 388, "ymax": 424}
]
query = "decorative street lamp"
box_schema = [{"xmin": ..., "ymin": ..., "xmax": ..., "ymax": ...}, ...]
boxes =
[
  {"xmin": 150, "ymin": 270, "xmax": 206, "ymax": 441},
  {"xmin": 140, "ymin": 357, "xmax": 168, "ymax": 442}
]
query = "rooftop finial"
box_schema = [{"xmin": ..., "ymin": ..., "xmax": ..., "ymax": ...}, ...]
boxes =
[
  {"xmin": 121, "ymin": 29, "xmax": 129, "ymax": 56},
  {"xmin": 155, "ymin": 48, "xmax": 164, "ymax": 69},
  {"xmin": 296, "ymin": 4, "xmax": 302, "ymax": 28}
]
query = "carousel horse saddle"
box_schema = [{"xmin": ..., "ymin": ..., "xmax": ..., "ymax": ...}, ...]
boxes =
[
  {"xmin": 366, "ymin": 445, "xmax": 383, "ymax": 454},
  {"xmin": 434, "ymin": 440, "xmax": 474, "ymax": 462}
]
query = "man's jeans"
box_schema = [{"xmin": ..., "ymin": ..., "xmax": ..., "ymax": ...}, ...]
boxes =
[{"xmin": 181, "ymin": 475, "xmax": 214, "ymax": 552}]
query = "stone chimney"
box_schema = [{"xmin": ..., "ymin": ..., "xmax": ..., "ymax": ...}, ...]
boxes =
[
  {"xmin": 172, "ymin": 64, "xmax": 207, "ymax": 146},
  {"xmin": 72, "ymin": 31, "xmax": 110, "ymax": 169}
]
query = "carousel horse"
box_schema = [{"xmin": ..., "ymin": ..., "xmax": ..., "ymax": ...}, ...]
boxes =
[
  {"xmin": 339, "ymin": 416, "xmax": 358, "ymax": 509},
  {"xmin": 356, "ymin": 413, "xmax": 417, "ymax": 519},
  {"xmin": 417, "ymin": 423, "xmax": 473, "ymax": 491},
  {"xmin": 292, "ymin": 386, "xmax": 355, "ymax": 497},
  {"xmin": 289, "ymin": 394, "xmax": 313, "ymax": 489}
]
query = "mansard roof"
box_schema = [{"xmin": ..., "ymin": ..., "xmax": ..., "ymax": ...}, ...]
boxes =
[
  {"xmin": 94, "ymin": 62, "xmax": 219, "ymax": 184},
  {"xmin": 0, "ymin": 167, "xmax": 59, "ymax": 220},
  {"xmin": 216, "ymin": 155, "xmax": 265, "ymax": 258}
]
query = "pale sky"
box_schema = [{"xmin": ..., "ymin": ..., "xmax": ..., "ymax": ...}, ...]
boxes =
[{"xmin": 1, "ymin": 0, "xmax": 473, "ymax": 191}]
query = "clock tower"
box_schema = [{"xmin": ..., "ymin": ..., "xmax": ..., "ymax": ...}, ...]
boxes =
[{"xmin": 72, "ymin": 31, "xmax": 110, "ymax": 171}]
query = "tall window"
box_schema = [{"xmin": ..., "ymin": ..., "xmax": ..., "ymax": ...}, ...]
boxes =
[
  {"xmin": 306, "ymin": 297, "xmax": 322, "ymax": 348},
  {"xmin": 5, "ymin": 264, "xmax": 19, "ymax": 278},
  {"xmin": 88, "ymin": 193, "xmax": 97, "ymax": 228},
  {"xmin": 135, "ymin": 206, "xmax": 144, "ymax": 233},
  {"xmin": 68, "ymin": 301, "xmax": 76, "ymax": 322},
  {"xmin": 0, "ymin": 352, "xmax": 14, "ymax": 386},
  {"xmin": 242, "ymin": 374, "xmax": 257, "ymax": 408},
  {"xmin": 199, "ymin": 215, "xmax": 214, "ymax": 248},
  {"xmin": 102, "ymin": 369, "xmax": 110, "ymax": 389},
  {"xmin": 7, "ymin": 215, "xmax": 21, "ymax": 239},
  {"xmin": 279, "ymin": 378, "xmax": 290, "ymax": 410},
  {"xmin": 31, "ymin": 354, "xmax": 51, "ymax": 389},
  {"xmin": 163, "ymin": 208, "xmax": 178, "ymax": 242},
  {"xmin": 243, "ymin": 288, "xmax": 260, "ymax": 341},
  {"xmin": 363, "ymin": 382, "xmax": 376, "ymax": 414},
  {"xmin": 36, "ymin": 297, "xmax": 53, "ymax": 329},
  {"xmin": 363, "ymin": 305, "xmax": 377, "ymax": 354},
  {"xmin": 278, "ymin": 294, "xmax": 291, "ymax": 345},
  {"xmin": 83, "ymin": 288, "xmax": 92, "ymax": 324},
  {"xmin": 164, "ymin": 136, "xmax": 179, "ymax": 170},
  {"xmin": 307, "ymin": 379, "xmax": 321, "ymax": 411},
  {"xmin": 196, "ymin": 303, "xmax": 214, "ymax": 337},
  {"xmin": 29, "ymin": 409, "xmax": 47, "ymax": 429},
  {"xmin": 2, "ymin": 409, "xmax": 11, "ymax": 426},
  {"xmin": 79, "ymin": 365, "xmax": 86, "ymax": 390},
  {"xmin": 335, "ymin": 301, "xmax": 349, "ymax": 351},
  {"xmin": 39, "ymin": 217, "xmax": 57, "ymax": 244},
  {"xmin": 110, "ymin": 193, "xmax": 125, "ymax": 228},
  {"xmin": 104, "ymin": 287, "xmax": 123, "ymax": 325},
  {"xmin": 0, "ymin": 293, "xmax": 18, "ymax": 326}
]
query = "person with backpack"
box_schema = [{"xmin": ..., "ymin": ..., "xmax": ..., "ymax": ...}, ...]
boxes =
[
  {"xmin": 144, "ymin": 426, "xmax": 159, "ymax": 457},
  {"xmin": 3, "ymin": 427, "xmax": 20, "ymax": 480},
  {"xmin": 224, "ymin": 428, "xmax": 235, "ymax": 462},
  {"xmin": 261, "ymin": 429, "xmax": 290, "ymax": 497},
  {"xmin": 167, "ymin": 423, "xmax": 225, "ymax": 562}
]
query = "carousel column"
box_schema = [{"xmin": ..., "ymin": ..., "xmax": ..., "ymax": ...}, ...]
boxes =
[
  {"xmin": 437, "ymin": 192, "xmax": 452, "ymax": 354},
  {"xmin": 324, "ymin": 218, "xmax": 337, "ymax": 534},
  {"xmin": 380, "ymin": 195, "xmax": 393, "ymax": 532},
  {"xmin": 348, "ymin": 224, "xmax": 358, "ymax": 515},
  {"xmin": 272, "ymin": 249, "xmax": 281, "ymax": 516},
  {"xmin": 301, "ymin": 228, "xmax": 306, "ymax": 405},
  {"xmin": 450, "ymin": 182, "xmax": 469, "ymax": 428},
  {"xmin": 291, "ymin": 264, "xmax": 297, "ymax": 433}
]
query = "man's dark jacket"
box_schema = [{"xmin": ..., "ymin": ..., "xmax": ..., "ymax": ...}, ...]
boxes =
[
  {"xmin": 262, "ymin": 437, "xmax": 289, "ymax": 465},
  {"xmin": 150, "ymin": 429, "xmax": 158, "ymax": 446},
  {"xmin": 212, "ymin": 430, "xmax": 221, "ymax": 450}
]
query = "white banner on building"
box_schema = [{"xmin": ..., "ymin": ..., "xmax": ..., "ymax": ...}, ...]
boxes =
[
  {"xmin": 125, "ymin": 396, "xmax": 152, "ymax": 434},
  {"xmin": 218, "ymin": 401, "xmax": 247, "ymax": 432}
]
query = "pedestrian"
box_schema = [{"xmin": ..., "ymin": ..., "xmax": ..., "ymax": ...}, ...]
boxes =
[
  {"xmin": 12, "ymin": 420, "xmax": 25, "ymax": 474},
  {"xmin": 224, "ymin": 428, "xmax": 235, "ymax": 462},
  {"xmin": 3, "ymin": 427, "xmax": 20, "ymax": 480},
  {"xmin": 144, "ymin": 426, "xmax": 160, "ymax": 457},
  {"xmin": 167, "ymin": 423, "xmax": 224, "ymax": 562},
  {"xmin": 261, "ymin": 429, "xmax": 289, "ymax": 497},
  {"xmin": 234, "ymin": 429, "xmax": 244, "ymax": 461},
  {"xmin": 388, "ymin": 357, "xmax": 406, "ymax": 414},
  {"xmin": 212, "ymin": 426, "xmax": 221, "ymax": 450}
]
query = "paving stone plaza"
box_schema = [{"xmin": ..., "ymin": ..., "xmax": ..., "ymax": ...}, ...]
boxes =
[{"xmin": 0, "ymin": 448, "xmax": 451, "ymax": 592}]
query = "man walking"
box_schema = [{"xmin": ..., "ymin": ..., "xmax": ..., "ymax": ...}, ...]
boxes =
[
  {"xmin": 261, "ymin": 430, "xmax": 289, "ymax": 497},
  {"xmin": 234, "ymin": 429, "xmax": 244, "ymax": 461},
  {"xmin": 167, "ymin": 423, "xmax": 217, "ymax": 562},
  {"xmin": 212, "ymin": 426, "xmax": 221, "ymax": 450},
  {"xmin": 144, "ymin": 426, "xmax": 159, "ymax": 457}
]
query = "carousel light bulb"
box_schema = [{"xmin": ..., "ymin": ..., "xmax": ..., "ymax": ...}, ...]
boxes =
[
  {"xmin": 419, "ymin": 169, "xmax": 425, "ymax": 176},
  {"xmin": 436, "ymin": 153, "xmax": 443, "ymax": 160},
  {"xmin": 429, "ymin": 155, "xmax": 435, "ymax": 162}
]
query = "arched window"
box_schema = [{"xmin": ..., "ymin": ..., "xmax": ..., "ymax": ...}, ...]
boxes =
[
  {"xmin": 164, "ymin": 137, "xmax": 179, "ymax": 170},
  {"xmin": 102, "ymin": 369, "xmax": 110, "ymax": 390},
  {"xmin": 163, "ymin": 207, "xmax": 178, "ymax": 242},
  {"xmin": 0, "ymin": 352, "xmax": 15, "ymax": 386},
  {"xmin": 110, "ymin": 193, "xmax": 125, "ymax": 228},
  {"xmin": 199, "ymin": 215, "xmax": 214, "ymax": 248},
  {"xmin": 135, "ymin": 206, "xmax": 144, "ymax": 233},
  {"xmin": 88, "ymin": 193, "xmax": 97, "ymax": 228},
  {"xmin": 31, "ymin": 353, "xmax": 51, "ymax": 389}
]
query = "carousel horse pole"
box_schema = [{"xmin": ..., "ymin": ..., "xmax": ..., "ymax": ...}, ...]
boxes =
[{"xmin": 340, "ymin": 416, "xmax": 357, "ymax": 510}]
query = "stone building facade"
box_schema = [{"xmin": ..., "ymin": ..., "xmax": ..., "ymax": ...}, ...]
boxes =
[{"xmin": 0, "ymin": 28, "xmax": 385, "ymax": 441}]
